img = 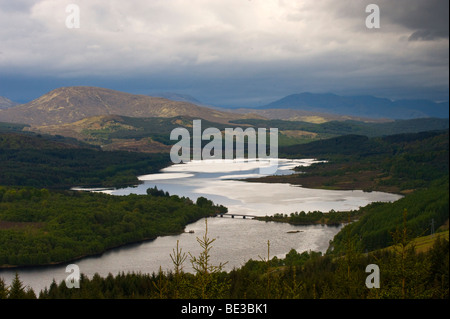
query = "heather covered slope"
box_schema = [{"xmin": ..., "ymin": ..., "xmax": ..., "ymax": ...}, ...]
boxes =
[{"xmin": 0, "ymin": 86, "xmax": 261, "ymax": 126}]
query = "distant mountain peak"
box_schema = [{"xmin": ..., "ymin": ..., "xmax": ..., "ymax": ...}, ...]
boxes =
[
  {"xmin": 0, "ymin": 86, "xmax": 261, "ymax": 126},
  {"xmin": 0, "ymin": 96, "xmax": 18, "ymax": 109},
  {"xmin": 149, "ymin": 92, "xmax": 202, "ymax": 105}
]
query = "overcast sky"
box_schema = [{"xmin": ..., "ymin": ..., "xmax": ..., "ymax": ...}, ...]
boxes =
[{"xmin": 0, "ymin": 0, "xmax": 448, "ymax": 106}]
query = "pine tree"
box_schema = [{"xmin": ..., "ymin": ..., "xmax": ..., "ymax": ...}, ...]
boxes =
[
  {"xmin": 170, "ymin": 239, "xmax": 188, "ymax": 298},
  {"xmin": 379, "ymin": 208, "xmax": 432, "ymax": 298},
  {"xmin": 283, "ymin": 266, "xmax": 305, "ymax": 299},
  {"xmin": 425, "ymin": 235, "xmax": 449, "ymax": 298},
  {"xmin": 258, "ymin": 240, "xmax": 272, "ymax": 299},
  {"xmin": 330, "ymin": 213, "xmax": 365, "ymax": 299},
  {"xmin": 24, "ymin": 287, "xmax": 37, "ymax": 299},
  {"xmin": 8, "ymin": 273, "xmax": 26, "ymax": 299},
  {"xmin": 0, "ymin": 277, "xmax": 9, "ymax": 299},
  {"xmin": 152, "ymin": 266, "xmax": 169, "ymax": 298},
  {"xmin": 188, "ymin": 219, "xmax": 229, "ymax": 299}
]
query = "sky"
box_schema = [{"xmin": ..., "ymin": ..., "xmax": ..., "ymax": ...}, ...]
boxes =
[{"xmin": 0, "ymin": 0, "xmax": 448, "ymax": 106}]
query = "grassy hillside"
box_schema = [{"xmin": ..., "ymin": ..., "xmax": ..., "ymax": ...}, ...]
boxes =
[
  {"xmin": 232, "ymin": 118, "xmax": 449, "ymax": 138},
  {"xmin": 381, "ymin": 229, "xmax": 449, "ymax": 254},
  {"xmin": 0, "ymin": 86, "xmax": 261, "ymax": 126},
  {"xmin": 27, "ymin": 115, "xmax": 449, "ymax": 153},
  {"xmin": 329, "ymin": 178, "xmax": 449, "ymax": 253},
  {"xmin": 0, "ymin": 122, "xmax": 29, "ymax": 132}
]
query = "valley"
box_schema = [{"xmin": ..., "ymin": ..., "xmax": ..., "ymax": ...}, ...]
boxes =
[
  {"xmin": 0, "ymin": 86, "xmax": 448, "ymax": 300},
  {"xmin": 1, "ymin": 87, "xmax": 447, "ymax": 155},
  {"xmin": 1, "ymin": 0, "xmax": 448, "ymax": 304}
]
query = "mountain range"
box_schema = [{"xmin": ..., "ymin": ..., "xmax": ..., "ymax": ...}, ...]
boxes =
[
  {"xmin": 257, "ymin": 93, "xmax": 449, "ymax": 119},
  {"xmin": 0, "ymin": 86, "xmax": 262, "ymax": 126},
  {"xmin": 0, "ymin": 86, "xmax": 448, "ymax": 154},
  {"xmin": 1, "ymin": 87, "xmax": 448, "ymax": 131}
]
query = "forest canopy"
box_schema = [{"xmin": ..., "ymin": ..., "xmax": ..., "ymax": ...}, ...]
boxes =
[
  {"xmin": 0, "ymin": 187, "xmax": 227, "ymax": 267},
  {"xmin": 0, "ymin": 132, "xmax": 170, "ymax": 189}
]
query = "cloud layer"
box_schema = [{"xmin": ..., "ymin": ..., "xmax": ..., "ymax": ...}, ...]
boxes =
[{"xmin": 0, "ymin": 0, "xmax": 448, "ymax": 105}]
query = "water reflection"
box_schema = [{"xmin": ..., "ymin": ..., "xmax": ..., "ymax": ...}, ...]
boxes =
[{"xmin": 0, "ymin": 159, "xmax": 401, "ymax": 294}]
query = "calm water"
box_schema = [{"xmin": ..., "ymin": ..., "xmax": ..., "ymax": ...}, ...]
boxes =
[{"xmin": 0, "ymin": 159, "xmax": 402, "ymax": 294}]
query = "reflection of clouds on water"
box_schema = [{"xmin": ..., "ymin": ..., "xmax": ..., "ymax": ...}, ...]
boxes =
[
  {"xmin": 219, "ymin": 173, "xmax": 263, "ymax": 179},
  {"xmin": 125, "ymin": 159, "xmax": 403, "ymax": 217},
  {"xmin": 102, "ymin": 158, "xmax": 404, "ymax": 216},
  {"xmin": 160, "ymin": 158, "xmax": 319, "ymax": 176},
  {"xmin": 138, "ymin": 173, "xmax": 194, "ymax": 181}
]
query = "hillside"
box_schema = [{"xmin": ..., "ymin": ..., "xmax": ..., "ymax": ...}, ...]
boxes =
[
  {"xmin": 329, "ymin": 178, "xmax": 449, "ymax": 253},
  {"xmin": 25, "ymin": 115, "xmax": 244, "ymax": 152},
  {"xmin": 245, "ymin": 129, "xmax": 449, "ymax": 256},
  {"xmin": 24, "ymin": 114, "xmax": 449, "ymax": 153},
  {"xmin": 0, "ymin": 132, "xmax": 83, "ymax": 150},
  {"xmin": 247, "ymin": 130, "xmax": 449, "ymax": 194},
  {"xmin": 0, "ymin": 86, "xmax": 261, "ymax": 126},
  {"xmin": 0, "ymin": 132, "xmax": 169, "ymax": 188},
  {"xmin": 150, "ymin": 92, "xmax": 203, "ymax": 105},
  {"xmin": 0, "ymin": 186, "xmax": 225, "ymax": 268},
  {"xmin": 259, "ymin": 92, "xmax": 449, "ymax": 119},
  {"xmin": 232, "ymin": 118, "xmax": 449, "ymax": 138},
  {"xmin": 223, "ymin": 107, "xmax": 388, "ymax": 123},
  {"xmin": 0, "ymin": 96, "xmax": 18, "ymax": 109}
]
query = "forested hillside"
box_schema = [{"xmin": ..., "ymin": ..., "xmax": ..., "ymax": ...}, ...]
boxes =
[
  {"xmin": 0, "ymin": 128, "xmax": 448, "ymax": 300},
  {"xmin": 249, "ymin": 130, "xmax": 449, "ymax": 193},
  {"xmin": 249, "ymin": 129, "xmax": 449, "ymax": 263},
  {"xmin": 0, "ymin": 187, "xmax": 226, "ymax": 267},
  {"xmin": 232, "ymin": 118, "xmax": 449, "ymax": 138},
  {"xmin": 329, "ymin": 178, "xmax": 449, "ymax": 253},
  {"xmin": 0, "ymin": 132, "xmax": 169, "ymax": 188},
  {"xmin": 5, "ymin": 224, "xmax": 448, "ymax": 299}
]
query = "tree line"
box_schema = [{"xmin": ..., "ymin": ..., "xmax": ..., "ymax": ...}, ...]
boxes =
[
  {"xmin": 2, "ymin": 218, "xmax": 447, "ymax": 299},
  {"xmin": 0, "ymin": 132, "xmax": 170, "ymax": 189},
  {"xmin": 0, "ymin": 186, "xmax": 227, "ymax": 267}
]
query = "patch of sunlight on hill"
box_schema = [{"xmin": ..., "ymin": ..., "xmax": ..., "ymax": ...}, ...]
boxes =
[{"xmin": 291, "ymin": 116, "xmax": 328, "ymax": 124}]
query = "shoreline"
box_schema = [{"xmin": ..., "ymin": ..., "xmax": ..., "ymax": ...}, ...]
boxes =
[
  {"xmin": 0, "ymin": 235, "xmax": 159, "ymax": 270},
  {"xmin": 0, "ymin": 158, "xmax": 403, "ymax": 270},
  {"xmin": 0, "ymin": 217, "xmax": 213, "ymax": 270},
  {"xmin": 242, "ymin": 172, "xmax": 407, "ymax": 196}
]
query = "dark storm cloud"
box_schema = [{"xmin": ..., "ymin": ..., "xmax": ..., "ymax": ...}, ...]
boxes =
[
  {"xmin": 381, "ymin": 0, "xmax": 449, "ymax": 41},
  {"xmin": 0, "ymin": 0, "xmax": 448, "ymax": 105}
]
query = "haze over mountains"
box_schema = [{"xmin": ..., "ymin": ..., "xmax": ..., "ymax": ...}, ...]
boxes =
[
  {"xmin": 0, "ymin": 85, "xmax": 448, "ymax": 155},
  {"xmin": 146, "ymin": 91, "xmax": 449, "ymax": 121},
  {"xmin": 150, "ymin": 92, "xmax": 204, "ymax": 105},
  {"xmin": 257, "ymin": 93, "xmax": 449, "ymax": 120},
  {"xmin": 1, "ymin": 87, "xmax": 448, "ymax": 131},
  {"xmin": 0, "ymin": 96, "xmax": 18, "ymax": 109}
]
